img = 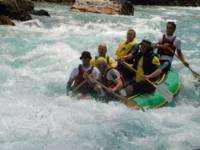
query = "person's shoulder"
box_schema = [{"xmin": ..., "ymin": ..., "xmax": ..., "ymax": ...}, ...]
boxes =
[
  {"xmin": 132, "ymin": 38, "xmax": 137, "ymax": 44},
  {"xmin": 69, "ymin": 65, "xmax": 80, "ymax": 78},
  {"xmin": 174, "ymin": 36, "xmax": 181, "ymax": 42},
  {"xmin": 72, "ymin": 65, "xmax": 80, "ymax": 71},
  {"xmin": 90, "ymin": 57, "xmax": 95, "ymax": 62},
  {"xmin": 108, "ymin": 56, "xmax": 116, "ymax": 61},
  {"xmin": 157, "ymin": 34, "xmax": 164, "ymax": 43},
  {"xmin": 90, "ymin": 57, "xmax": 96, "ymax": 65},
  {"xmin": 107, "ymin": 68, "xmax": 120, "ymax": 79}
]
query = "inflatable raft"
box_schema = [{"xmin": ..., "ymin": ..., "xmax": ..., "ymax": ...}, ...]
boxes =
[{"xmin": 128, "ymin": 69, "xmax": 181, "ymax": 109}]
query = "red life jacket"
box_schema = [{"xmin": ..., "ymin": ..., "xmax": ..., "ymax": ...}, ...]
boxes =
[
  {"xmin": 100, "ymin": 68, "xmax": 125, "ymax": 88},
  {"xmin": 74, "ymin": 64, "xmax": 93, "ymax": 87},
  {"xmin": 157, "ymin": 35, "xmax": 176, "ymax": 56}
]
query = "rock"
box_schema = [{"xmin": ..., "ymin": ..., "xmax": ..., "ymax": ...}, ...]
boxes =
[
  {"xmin": 70, "ymin": 0, "xmax": 135, "ymax": 15},
  {"xmin": 0, "ymin": 15, "xmax": 15, "ymax": 25},
  {"xmin": 30, "ymin": 0, "xmax": 75, "ymax": 3},
  {"xmin": 31, "ymin": 9, "xmax": 50, "ymax": 16},
  {"xmin": 71, "ymin": 0, "xmax": 122, "ymax": 15},
  {"xmin": 0, "ymin": 0, "xmax": 33, "ymax": 21},
  {"xmin": 121, "ymin": 0, "xmax": 134, "ymax": 15}
]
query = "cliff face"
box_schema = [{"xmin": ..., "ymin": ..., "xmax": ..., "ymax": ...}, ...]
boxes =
[
  {"xmin": 30, "ymin": 0, "xmax": 74, "ymax": 3},
  {"xmin": 71, "ymin": 0, "xmax": 134, "ymax": 15},
  {"xmin": 71, "ymin": 0, "xmax": 121, "ymax": 15}
]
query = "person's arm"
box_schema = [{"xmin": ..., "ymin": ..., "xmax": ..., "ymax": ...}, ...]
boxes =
[
  {"xmin": 152, "ymin": 36, "xmax": 169, "ymax": 50},
  {"xmin": 112, "ymin": 79, "xmax": 123, "ymax": 92},
  {"xmin": 177, "ymin": 50, "xmax": 189, "ymax": 67},
  {"xmin": 66, "ymin": 67, "xmax": 78, "ymax": 94},
  {"xmin": 108, "ymin": 69, "xmax": 123, "ymax": 92},
  {"xmin": 143, "ymin": 68, "xmax": 162, "ymax": 80},
  {"xmin": 143, "ymin": 56, "xmax": 161, "ymax": 80},
  {"xmin": 152, "ymin": 43, "xmax": 172, "ymax": 51},
  {"xmin": 175, "ymin": 39, "xmax": 189, "ymax": 66},
  {"xmin": 91, "ymin": 67, "xmax": 100, "ymax": 80},
  {"xmin": 86, "ymin": 67, "xmax": 100, "ymax": 85},
  {"xmin": 117, "ymin": 52, "xmax": 133, "ymax": 62},
  {"xmin": 115, "ymin": 42, "xmax": 122, "ymax": 58},
  {"xmin": 117, "ymin": 44, "xmax": 139, "ymax": 62}
]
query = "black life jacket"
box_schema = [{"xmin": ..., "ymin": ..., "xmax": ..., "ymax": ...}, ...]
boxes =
[
  {"xmin": 133, "ymin": 51, "xmax": 158, "ymax": 81},
  {"xmin": 157, "ymin": 34, "xmax": 176, "ymax": 56}
]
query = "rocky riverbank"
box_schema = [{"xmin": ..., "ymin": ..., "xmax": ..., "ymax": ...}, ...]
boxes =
[
  {"xmin": 71, "ymin": 0, "xmax": 133, "ymax": 15},
  {"xmin": 0, "ymin": 0, "xmax": 50, "ymax": 25},
  {"xmin": 47, "ymin": 0, "xmax": 200, "ymax": 16},
  {"xmin": 1, "ymin": 0, "xmax": 200, "ymax": 26}
]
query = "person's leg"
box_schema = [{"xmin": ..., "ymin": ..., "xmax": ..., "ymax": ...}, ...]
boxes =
[{"xmin": 133, "ymin": 81, "xmax": 155, "ymax": 94}]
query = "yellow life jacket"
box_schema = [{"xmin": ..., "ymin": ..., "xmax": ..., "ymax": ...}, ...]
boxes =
[{"xmin": 115, "ymin": 39, "xmax": 137, "ymax": 57}]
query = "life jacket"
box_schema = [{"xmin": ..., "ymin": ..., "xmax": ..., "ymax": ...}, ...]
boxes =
[
  {"xmin": 115, "ymin": 40, "xmax": 137, "ymax": 57},
  {"xmin": 100, "ymin": 68, "xmax": 125, "ymax": 88},
  {"xmin": 133, "ymin": 51, "xmax": 158, "ymax": 82},
  {"xmin": 74, "ymin": 64, "xmax": 93, "ymax": 87},
  {"xmin": 157, "ymin": 35, "xmax": 176, "ymax": 56}
]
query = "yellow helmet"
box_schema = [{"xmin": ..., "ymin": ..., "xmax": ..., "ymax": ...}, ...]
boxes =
[{"xmin": 96, "ymin": 57, "xmax": 107, "ymax": 66}]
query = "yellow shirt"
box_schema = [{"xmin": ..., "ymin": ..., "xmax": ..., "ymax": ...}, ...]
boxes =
[
  {"xmin": 115, "ymin": 39, "xmax": 137, "ymax": 58},
  {"xmin": 90, "ymin": 56, "xmax": 117, "ymax": 68},
  {"xmin": 136, "ymin": 56, "xmax": 160, "ymax": 82}
]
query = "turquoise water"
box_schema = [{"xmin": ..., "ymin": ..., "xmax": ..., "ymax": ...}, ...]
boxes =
[{"xmin": 0, "ymin": 3, "xmax": 200, "ymax": 150}]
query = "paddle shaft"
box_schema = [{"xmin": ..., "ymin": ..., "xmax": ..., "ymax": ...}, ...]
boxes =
[
  {"xmin": 168, "ymin": 47, "xmax": 200, "ymax": 78},
  {"xmin": 94, "ymin": 79, "xmax": 141, "ymax": 109},
  {"xmin": 85, "ymin": 74, "xmax": 141, "ymax": 109},
  {"xmin": 72, "ymin": 80, "xmax": 87, "ymax": 92}
]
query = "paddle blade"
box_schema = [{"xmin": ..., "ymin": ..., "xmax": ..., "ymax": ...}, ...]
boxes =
[
  {"xmin": 191, "ymin": 69, "xmax": 200, "ymax": 79},
  {"xmin": 155, "ymin": 85, "xmax": 173, "ymax": 102}
]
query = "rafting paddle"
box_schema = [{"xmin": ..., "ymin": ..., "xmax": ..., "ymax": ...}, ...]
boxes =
[
  {"xmin": 85, "ymin": 74, "xmax": 143, "ymax": 110},
  {"xmin": 66, "ymin": 80, "xmax": 87, "ymax": 96},
  {"xmin": 72, "ymin": 80, "xmax": 87, "ymax": 92},
  {"xmin": 120, "ymin": 61, "xmax": 173, "ymax": 103},
  {"xmin": 173, "ymin": 52, "xmax": 200, "ymax": 80}
]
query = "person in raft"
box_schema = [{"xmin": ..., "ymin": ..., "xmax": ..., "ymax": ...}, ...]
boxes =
[
  {"xmin": 66, "ymin": 51, "xmax": 100, "ymax": 97},
  {"xmin": 90, "ymin": 43, "xmax": 117, "ymax": 68},
  {"xmin": 125, "ymin": 40, "xmax": 162, "ymax": 96},
  {"xmin": 152, "ymin": 21, "xmax": 189, "ymax": 73},
  {"xmin": 115, "ymin": 28, "xmax": 138, "ymax": 79},
  {"xmin": 93, "ymin": 57, "xmax": 127, "ymax": 99}
]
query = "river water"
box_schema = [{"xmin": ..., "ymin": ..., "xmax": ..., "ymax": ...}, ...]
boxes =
[{"xmin": 0, "ymin": 3, "xmax": 200, "ymax": 150}]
